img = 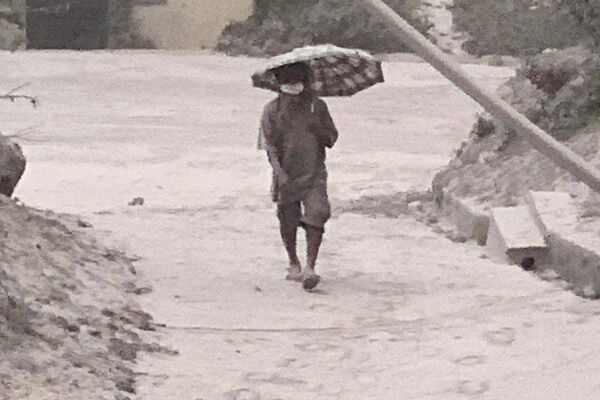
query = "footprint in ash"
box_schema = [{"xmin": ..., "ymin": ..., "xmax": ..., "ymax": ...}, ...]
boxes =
[
  {"xmin": 453, "ymin": 354, "xmax": 487, "ymax": 366},
  {"xmin": 244, "ymin": 372, "xmax": 307, "ymax": 387},
  {"xmin": 457, "ymin": 380, "xmax": 491, "ymax": 396},
  {"xmin": 224, "ymin": 388, "xmax": 260, "ymax": 400},
  {"xmin": 483, "ymin": 327, "xmax": 515, "ymax": 346}
]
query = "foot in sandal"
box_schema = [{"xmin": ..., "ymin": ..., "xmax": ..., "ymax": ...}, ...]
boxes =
[
  {"xmin": 301, "ymin": 268, "xmax": 321, "ymax": 290},
  {"xmin": 285, "ymin": 263, "xmax": 303, "ymax": 282}
]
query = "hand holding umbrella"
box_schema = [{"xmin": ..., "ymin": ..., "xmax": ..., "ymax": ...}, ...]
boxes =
[{"xmin": 252, "ymin": 44, "xmax": 385, "ymax": 98}]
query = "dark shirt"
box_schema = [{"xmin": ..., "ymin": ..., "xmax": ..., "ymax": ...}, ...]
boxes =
[{"xmin": 260, "ymin": 94, "xmax": 338, "ymax": 203}]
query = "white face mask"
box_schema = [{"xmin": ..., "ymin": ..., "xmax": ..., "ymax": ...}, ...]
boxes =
[{"xmin": 280, "ymin": 82, "xmax": 305, "ymax": 96}]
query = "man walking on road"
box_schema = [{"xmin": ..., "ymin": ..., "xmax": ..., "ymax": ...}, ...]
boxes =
[{"xmin": 259, "ymin": 62, "xmax": 338, "ymax": 290}]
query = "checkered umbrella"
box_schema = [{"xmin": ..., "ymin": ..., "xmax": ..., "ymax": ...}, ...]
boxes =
[{"xmin": 252, "ymin": 44, "xmax": 385, "ymax": 97}]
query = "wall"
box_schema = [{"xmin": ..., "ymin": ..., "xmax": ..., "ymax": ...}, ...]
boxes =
[
  {"xmin": 133, "ymin": 0, "xmax": 253, "ymax": 49},
  {"xmin": 26, "ymin": 0, "xmax": 109, "ymax": 49}
]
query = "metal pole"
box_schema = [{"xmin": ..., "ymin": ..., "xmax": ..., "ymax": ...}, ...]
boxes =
[{"xmin": 359, "ymin": 0, "xmax": 600, "ymax": 194}]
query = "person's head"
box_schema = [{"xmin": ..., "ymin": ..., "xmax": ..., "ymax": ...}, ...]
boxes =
[{"xmin": 273, "ymin": 62, "xmax": 312, "ymax": 96}]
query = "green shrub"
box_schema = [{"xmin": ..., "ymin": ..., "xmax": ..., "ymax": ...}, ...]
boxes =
[
  {"xmin": 563, "ymin": 0, "xmax": 600, "ymax": 48},
  {"xmin": 452, "ymin": 0, "xmax": 586, "ymax": 56},
  {"xmin": 217, "ymin": 0, "xmax": 431, "ymax": 56}
]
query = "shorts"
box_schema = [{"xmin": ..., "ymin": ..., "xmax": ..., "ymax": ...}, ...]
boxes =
[{"xmin": 277, "ymin": 177, "xmax": 331, "ymax": 231}]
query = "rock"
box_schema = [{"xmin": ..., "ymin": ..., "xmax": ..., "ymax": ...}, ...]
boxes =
[
  {"xmin": 130, "ymin": 286, "xmax": 152, "ymax": 296},
  {"xmin": 77, "ymin": 219, "xmax": 93, "ymax": 228},
  {"xmin": 426, "ymin": 214, "xmax": 438, "ymax": 224},
  {"xmin": 478, "ymin": 151, "xmax": 498, "ymax": 164},
  {"xmin": 487, "ymin": 54, "xmax": 505, "ymax": 66},
  {"xmin": 472, "ymin": 114, "xmax": 496, "ymax": 138},
  {"xmin": 408, "ymin": 200, "xmax": 424, "ymax": 214},
  {"xmin": 127, "ymin": 197, "xmax": 144, "ymax": 206},
  {"xmin": 109, "ymin": 339, "xmax": 139, "ymax": 362},
  {"xmin": 121, "ymin": 307, "xmax": 155, "ymax": 331},
  {"xmin": 115, "ymin": 375, "xmax": 136, "ymax": 394},
  {"xmin": 581, "ymin": 284, "xmax": 599, "ymax": 299},
  {"xmin": 0, "ymin": 134, "xmax": 26, "ymax": 197},
  {"xmin": 538, "ymin": 269, "xmax": 560, "ymax": 281},
  {"xmin": 448, "ymin": 232, "xmax": 468, "ymax": 243},
  {"xmin": 101, "ymin": 308, "xmax": 116, "ymax": 318},
  {"xmin": 582, "ymin": 190, "xmax": 600, "ymax": 219}
]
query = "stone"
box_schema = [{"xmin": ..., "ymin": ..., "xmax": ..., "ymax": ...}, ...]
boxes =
[
  {"xmin": 0, "ymin": 134, "xmax": 26, "ymax": 197},
  {"xmin": 127, "ymin": 197, "xmax": 144, "ymax": 206}
]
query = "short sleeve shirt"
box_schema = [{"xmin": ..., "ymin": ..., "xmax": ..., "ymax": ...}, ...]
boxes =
[{"xmin": 260, "ymin": 95, "xmax": 338, "ymax": 203}]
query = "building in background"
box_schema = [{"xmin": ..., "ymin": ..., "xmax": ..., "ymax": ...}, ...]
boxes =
[
  {"xmin": 2, "ymin": 0, "xmax": 131, "ymax": 50},
  {"xmin": 26, "ymin": 0, "xmax": 110, "ymax": 49},
  {"xmin": 133, "ymin": 0, "xmax": 253, "ymax": 49},
  {"xmin": 0, "ymin": 0, "xmax": 254, "ymax": 50}
]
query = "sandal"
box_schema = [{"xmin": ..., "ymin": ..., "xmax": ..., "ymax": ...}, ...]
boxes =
[
  {"xmin": 302, "ymin": 270, "xmax": 321, "ymax": 290},
  {"xmin": 285, "ymin": 265, "xmax": 303, "ymax": 282}
]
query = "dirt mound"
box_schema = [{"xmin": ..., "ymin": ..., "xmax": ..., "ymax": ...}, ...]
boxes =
[
  {"xmin": 0, "ymin": 195, "xmax": 168, "ymax": 399},
  {"xmin": 433, "ymin": 46, "xmax": 600, "ymax": 213}
]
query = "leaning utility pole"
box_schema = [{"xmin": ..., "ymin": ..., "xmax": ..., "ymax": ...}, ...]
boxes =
[{"xmin": 359, "ymin": 0, "xmax": 600, "ymax": 194}]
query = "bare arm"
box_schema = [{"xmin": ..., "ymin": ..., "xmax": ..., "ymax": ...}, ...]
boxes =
[{"xmin": 261, "ymin": 105, "xmax": 288, "ymax": 183}]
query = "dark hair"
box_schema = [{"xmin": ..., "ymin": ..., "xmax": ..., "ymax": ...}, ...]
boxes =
[{"xmin": 273, "ymin": 62, "xmax": 312, "ymax": 85}]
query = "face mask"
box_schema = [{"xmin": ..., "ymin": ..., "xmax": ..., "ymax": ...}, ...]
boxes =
[{"xmin": 280, "ymin": 82, "xmax": 304, "ymax": 96}]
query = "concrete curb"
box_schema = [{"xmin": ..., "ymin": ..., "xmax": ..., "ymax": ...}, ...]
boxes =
[
  {"xmin": 438, "ymin": 189, "xmax": 489, "ymax": 245},
  {"xmin": 546, "ymin": 235, "xmax": 600, "ymax": 297},
  {"xmin": 437, "ymin": 190, "xmax": 600, "ymax": 297}
]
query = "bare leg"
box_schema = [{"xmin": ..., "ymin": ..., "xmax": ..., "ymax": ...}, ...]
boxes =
[
  {"xmin": 303, "ymin": 225, "xmax": 323, "ymax": 289},
  {"xmin": 305, "ymin": 225, "xmax": 323, "ymax": 270},
  {"xmin": 280, "ymin": 220, "xmax": 301, "ymax": 269},
  {"xmin": 278, "ymin": 203, "xmax": 303, "ymax": 280}
]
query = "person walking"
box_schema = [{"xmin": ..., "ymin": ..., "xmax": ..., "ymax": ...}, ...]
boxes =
[
  {"xmin": 253, "ymin": 44, "xmax": 385, "ymax": 290},
  {"xmin": 260, "ymin": 62, "xmax": 338, "ymax": 290}
]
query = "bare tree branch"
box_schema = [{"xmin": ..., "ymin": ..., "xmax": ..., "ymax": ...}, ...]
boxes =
[
  {"xmin": 1, "ymin": 84, "xmax": 38, "ymax": 108},
  {"xmin": 5, "ymin": 83, "xmax": 30, "ymax": 95}
]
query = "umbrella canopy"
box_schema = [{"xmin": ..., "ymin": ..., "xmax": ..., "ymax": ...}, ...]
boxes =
[{"xmin": 252, "ymin": 44, "xmax": 385, "ymax": 97}]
